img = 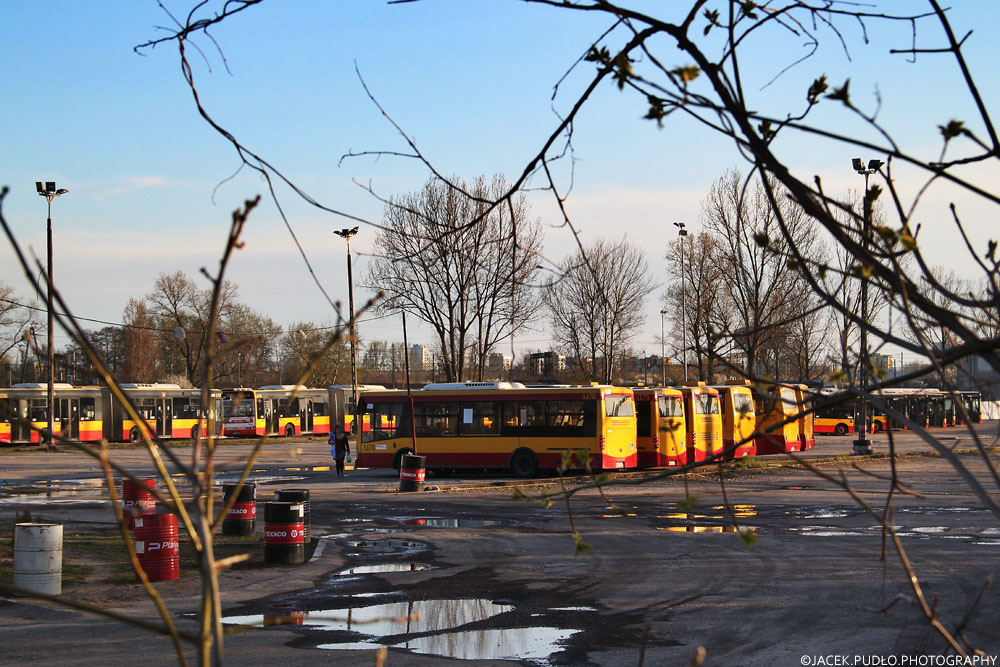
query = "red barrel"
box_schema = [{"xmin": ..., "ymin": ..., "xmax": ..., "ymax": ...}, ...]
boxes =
[
  {"xmin": 222, "ymin": 482, "xmax": 256, "ymax": 536},
  {"xmin": 274, "ymin": 489, "xmax": 309, "ymax": 542},
  {"xmin": 134, "ymin": 513, "xmax": 179, "ymax": 582},
  {"xmin": 264, "ymin": 502, "xmax": 305, "ymax": 565},
  {"xmin": 399, "ymin": 454, "xmax": 426, "ymax": 492},
  {"xmin": 122, "ymin": 478, "xmax": 156, "ymax": 530}
]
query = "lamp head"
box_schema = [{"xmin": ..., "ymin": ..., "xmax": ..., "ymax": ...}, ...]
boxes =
[
  {"xmin": 35, "ymin": 182, "xmax": 44, "ymax": 193},
  {"xmin": 852, "ymin": 158, "xmax": 864, "ymax": 172},
  {"xmin": 56, "ymin": 189, "xmax": 68, "ymax": 195},
  {"xmin": 867, "ymin": 159, "xmax": 883, "ymax": 171},
  {"xmin": 46, "ymin": 182, "xmax": 56, "ymax": 193}
]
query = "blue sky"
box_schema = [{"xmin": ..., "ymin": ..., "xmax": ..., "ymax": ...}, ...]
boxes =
[{"xmin": 2, "ymin": 2, "xmax": 997, "ymax": 365}]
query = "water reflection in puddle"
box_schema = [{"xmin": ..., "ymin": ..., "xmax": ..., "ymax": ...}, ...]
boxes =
[
  {"xmin": 389, "ymin": 626, "xmax": 579, "ymax": 661},
  {"xmin": 224, "ymin": 599, "xmax": 581, "ymax": 663},
  {"xmin": 335, "ymin": 563, "xmax": 430, "ymax": 575},
  {"xmin": 401, "ymin": 518, "xmax": 503, "ymax": 528}
]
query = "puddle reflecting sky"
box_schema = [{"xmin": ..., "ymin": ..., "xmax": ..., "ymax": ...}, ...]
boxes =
[
  {"xmin": 335, "ymin": 563, "xmax": 430, "ymax": 575},
  {"xmin": 224, "ymin": 599, "xmax": 581, "ymax": 663}
]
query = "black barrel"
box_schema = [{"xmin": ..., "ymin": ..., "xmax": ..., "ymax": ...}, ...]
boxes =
[
  {"xmin": 263, "ymin": 502, "xmax": 305, "ymax": 565},
  {"xmin": 274, "ymin": 489, "xmax": 310, "ymax": 542},
  {"xmin": 221, "ymin": 482, "xmax": 257, "ymax": 536},
  {"xmin": 399, "ymin": 454, "xmax": 427, "ymax": 492}
]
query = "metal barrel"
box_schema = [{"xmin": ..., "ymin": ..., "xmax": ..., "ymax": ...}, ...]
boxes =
[
  {"xmin": 399, "ymin": 454, "xmax": 427, "ymax": 492},
  {"xmin": 13, "ymin": 523, "xmax": 63, "ymax": 595},
  {"xmin": 121, "ymin": 478, "xmax": 156, "ymax": 530},
  {"xmin": 263, "ymin": 502, "xmax": 305, "ymax": 565},
  {"xmin": 221, "ymin": 482, "xmax": 257, "ymax": 536},
  {"xmin": 134, "ymin": 513, "xmax": 180, "ymax": 582},
  {"xmin": 274, "ymin": 489, "xmax": 310, "ymax": 542}
]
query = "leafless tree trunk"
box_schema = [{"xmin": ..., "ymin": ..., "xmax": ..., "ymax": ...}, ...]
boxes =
[{"xmin": 365, "ymin": 176, "xmax": 542, "ymax": 382}]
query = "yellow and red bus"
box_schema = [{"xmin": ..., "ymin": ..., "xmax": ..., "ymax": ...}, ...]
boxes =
[
  {"xmin": 355, "ymin": 382, "xmax": 637, "ymax": 478},
  {"xmin": 678, "ymin": 384, "xmax": 723, "ymax": 464},
  {"xmin": 814, "ymin": 390, "xmax": 854, "ymax": 435},
  {"xmin": 112, "ymin": 384, "xmax": 221, "ymax": 442},
  {"xmin": 0, "ymin": 383, "xmax": 221, "ymax": 444},
  {"xmin": 711, "ymin": 382, "xmax": 757, "ymax": 459},
  {"xmin": 221, "ymin": 385, "xmax": 329, "ymax": 438},
  {"xmin": 753, "ymin": 383, "xmax": 802, "ymax": 454},
  {"xmin": 634, "ymin": 387, "xmax": 686, "ymax": 467}
]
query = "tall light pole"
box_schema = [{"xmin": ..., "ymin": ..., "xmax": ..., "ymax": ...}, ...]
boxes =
[
  {"xmin": 334, "ymin": 227, "xmax": 360, "ymax": 433},
  {"xmin": 659, "ymin": 309, "xmax": 667, "ymax": 386},
  {"xmin": 36, "ymin": 182, "xmax": 68, "ymax": 451},
  {"xmin": 851, "ymin": 158, "xmax": 882, "ymax": 456},
  {"xmin": 673, "ymin": 222, "xmax": 688, "ymax": 381}
]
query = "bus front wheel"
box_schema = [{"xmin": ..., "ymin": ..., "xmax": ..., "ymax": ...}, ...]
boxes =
[
  {"xmin": 834, "ymin": 423, "xmax": 848, "ymax": 436},
  {"xmin": 190, "ymin": 425, "xmax": 200, "ymax": 441},
  {"xmin": 509, "ymin": 449, "xmax": 539, "ymax": 479},
  {"xmin": 129, "ymin": 427, "xmax": 141, "ymax": 443},
  {"xmin": 284, "ymin": 424, "xmax": 295, "ymax": 437},
  {"xmin": 871, "ymin": 421, "xmax": 882, "ymax": 433}
]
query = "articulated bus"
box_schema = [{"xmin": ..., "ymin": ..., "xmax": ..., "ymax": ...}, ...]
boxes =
[
  {"xmin": 0, "ymin": 383, "xmax": 221, "ymax": 445},
  {"xmin": 712, "ymin": 382, "xmax": 757, "ymax": 459},
  {"xmin": 221, "ymin": 386, "xmax": 329, "ymax": 438},
  {"xmin": 634, "ymin": 387, "xmax": 686, "ymax": 467},
  {"xmin": 678, "ymin": 384, "xmax": 723, "ymax": 463},
  {"xmin": 355, "ymin": 382, "xmax": 638, "ymax": 478},
  {"xmin": 753, "ymin": 383, "xmax": 802, "ymax": 454},
  {"xmin": 112, "ymin": 384, "xmax": 221, "ymax": 442}
]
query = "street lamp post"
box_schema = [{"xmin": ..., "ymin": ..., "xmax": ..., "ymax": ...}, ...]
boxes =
[
  {"xmin": 36, "ymin": 182, "xmax": 68, "ymax": 451},
  {"xmin": 673, "ymin": 222, "xmax": 688, "ymax": 381},
  {"xmin": 659, "ymin": 309, "xmax": 667, "ymax": 386},
  {"xmin": 851, "ymin": 158, "xmax": 883, "ymax": 456},
  {"xmin": 334, "ymin": 227, "xmax": 360, "ymax": 433}
]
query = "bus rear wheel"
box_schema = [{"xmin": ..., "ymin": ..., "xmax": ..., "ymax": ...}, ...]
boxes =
[
  {"xmin": 392, "ymin": 448, "xmax": 414, "ymax": 471},
  {"xmin": 284, "ymin": 424, "xmax": 295, "ymax": 437},
  {"xmin": 871, "ymin": 421, "xmax": 882, "ymax": 433},
  {"xmin": 190, "ymin": 425, "xmax": 200, "ymax": 441},
  {"xmin": 834, "ymin": 423, "xmax": 848, "ymax": 436},
  {"xmin": 509, "ymin": 449, "xmax": 539, "ymax": 479},
  {"xmin": 129, "ymin": 427, "xmax": 141, "ymax": 443}
]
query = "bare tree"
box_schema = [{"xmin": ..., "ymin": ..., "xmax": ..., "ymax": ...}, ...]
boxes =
[
  {"xmin": 365, "ymin": 176, "xmax": 543, "ymax": 382},
  {"xmin": 545, "ymin": 238, "xmax": 654, "ymax": 384},
  {"xmin": 700, "ymin": 170, "xmax": 819, "ymax": 378},
  {"xmin": 147, "ymin": 271, "xmax": 239, "ymax": 387},
  {"xmin": 120, "ymin": 298, "xmax": 159, "ymax": 383},
  {"xmin": 663, "ymin": 231, "xmax": 729, "ymax": 382}
]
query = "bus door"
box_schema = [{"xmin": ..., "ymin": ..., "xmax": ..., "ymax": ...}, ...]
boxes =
[
  {"xmin": 303, "ymin": 400, "xmax": 314, "ymax": 433},
  {"xmin": 11, "ymin": 398, "xmax": 30, "ymax": 442},
  {"xmin": 268, "ymin": 398, "xmax": 281, "ymax": 435},
  {"xmin": 58, "ymin": 397, "xmax": 80, "ymax": 440},
  {"xmin": 157, "ymin": 397, "xmax": 172, "ymax": 437}
]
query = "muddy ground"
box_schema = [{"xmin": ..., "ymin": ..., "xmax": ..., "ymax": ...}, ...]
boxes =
[{"xmin": 0, "ymin": 430, "xmax": 998, "ymax": 666}]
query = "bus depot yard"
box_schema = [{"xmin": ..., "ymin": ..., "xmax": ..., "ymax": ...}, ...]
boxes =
[{"xmin": 0, "ymin": 428, "xmax": 998, "ymax": 666}]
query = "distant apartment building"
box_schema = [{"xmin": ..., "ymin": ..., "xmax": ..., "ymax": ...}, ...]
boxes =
[
  {"xmin": 488, "ymin": 352, "xmax": 512, "ymax": 373},
  {"xmin": 526, "ymin": 351, "xmax": 565, "ymax": 376},
  {"xmin": 409, "ymin": 344, "xmax": 433, "ymax": 371}
]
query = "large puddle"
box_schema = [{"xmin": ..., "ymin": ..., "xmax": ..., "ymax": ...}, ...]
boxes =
[{"xmin": 223, "ymin": 598, "xmax": 581, "ymax": 662}]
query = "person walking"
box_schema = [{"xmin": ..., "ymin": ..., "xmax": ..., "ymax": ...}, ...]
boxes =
[{"xmin": 330, "ymin": 424, "xmax": 351, "ymax": 477}]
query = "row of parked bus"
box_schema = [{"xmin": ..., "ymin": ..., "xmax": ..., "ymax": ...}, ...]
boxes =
[
  {"xmin": 351, "ymin": 381, "xmax": 817, "ymax": 478},
  {"xmin": 814, "ymin": 387, "xmax": 982, "ymax": 435},
  {"xmin": 0, "ymin": 383, "xmax": 371, "ymax": 445}
]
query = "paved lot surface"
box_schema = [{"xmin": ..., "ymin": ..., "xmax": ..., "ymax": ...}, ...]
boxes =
[{"xmin": 0, "ymin": 427, "xmax": 998, "ymax": 666}]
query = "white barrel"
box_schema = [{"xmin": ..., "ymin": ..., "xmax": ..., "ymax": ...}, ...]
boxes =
[{"xmin": 14, "ymin": 523, "xmax": 63, "ymax": 595}]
